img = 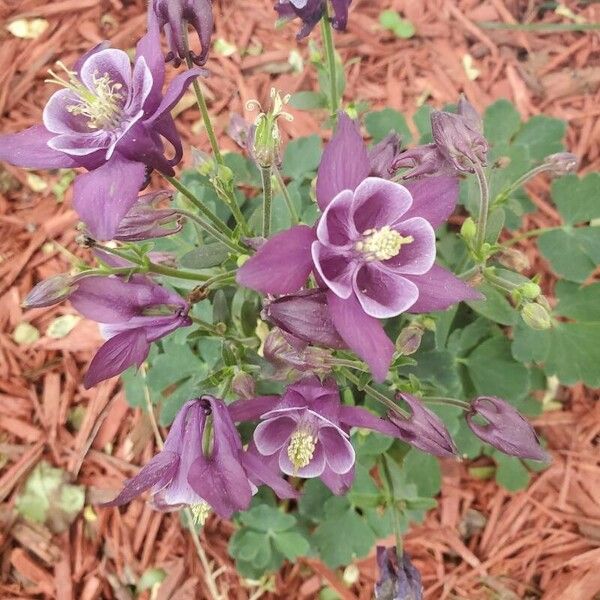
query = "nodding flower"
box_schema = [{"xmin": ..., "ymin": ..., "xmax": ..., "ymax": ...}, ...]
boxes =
[{"xmin": 275, "ymin": 0, "xmax": 352, "ymax": 40}]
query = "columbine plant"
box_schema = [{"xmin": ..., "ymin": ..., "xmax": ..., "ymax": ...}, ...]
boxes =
[{"xmin": 7, "ymin": 0, "xmax": 589, "ymax": 593}]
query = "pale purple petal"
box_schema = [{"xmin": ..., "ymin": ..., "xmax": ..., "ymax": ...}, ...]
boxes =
[
  {"xmin": 340, "ymin": 405, "xmax": 398, "ymax": 436},
  {"xmin": 403, "ymin": 176, "xmax": 459, "ymax": 228},
  {"xmin": 84, "ymin": 329, "xmax": 149, "ymax": 388},
  {"xmin": 353, "ymin": 264, "xmax": 419, "ymax": 318},
  {"xmin": 320, "ymin": 465, "xmax": 355, "ymax": 495},
  {"xmin": 73, "ymin": 154, "xmax": 146, "ymax": 240},
  {"xmin": 236, "ymin": 225, "xmax": 315, "ymax": 294},
  {"xmin": 327, "ymin": 291, "xmax": 394, "ymax": 383},
  {"xmin": 316, "ymin": 112, "xmax": 369, "ymax": 210},
  {"xmin": 254, "ymin": 417, "xmax": 297, "ymax": 455},
  {"xmin": 79, "ymin": 48, "xmax": 132, "ymax": 94},
  {"xmin": 43, "ymin": 89, "xmax": 91, "ymax": 134},
  {"xmin": 136, "ymin": 27, "xmax": 165, "ymax": 113},
  {"xmin": 241, "ymin": 447, "xmax": 300, "ymax": 500},
  {"xmin": 279, "ymin": 440, "xmax": 326, "ymax": 478},
  {"xmin": 102, "ymin": 450, "xmax": 179, "ymax": 506},
  {"xmin": 126, "ymin": 56, "xmax": 154, "ymax": 115},
  {"xmin": 319, "ymin": 427, "xmax": 355, "ymax": 474},
  {"xmin": 48, "ymin": 130, "xmax": 113, "ymax": 156},
  {"xmin": 352, "ymin": 177, "xmax": 413, "ymax": 232},
  {"xmin": 0, "ymin": 126, "xmax": 80, "ymax": 169},
  {"xmin": 386, "ymin": 217, "xmax": 436, "ymax": 275},
  {"xmin": 316, "ymin": 189, "xmax": 358, "ymax": 247},
  {"xmin": 311, "ymin": 242, "xmax": 355, "ymax": 300},
  {"xmin": 228, "ymin": 396, "xmax": 278, "ymax": 422},
  {"xmin": 406, "ymin": 264, "xmax": 483, "ymax": 313}
]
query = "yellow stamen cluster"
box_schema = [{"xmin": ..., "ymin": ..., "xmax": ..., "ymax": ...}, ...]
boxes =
[
  {"xmin": 190, "ymin": 501, "xmax": 211, "ymax": 526},
  {"xmin": 287, "ymin": 429, "xmax": 317, "ymax": 471},
  {"xmin": 46, "ymin": 62, "xmax": 124, "ymax": 130},
  {"xmin": 355, "ymin": 226, "xmax": 414, "ymax": 262}
]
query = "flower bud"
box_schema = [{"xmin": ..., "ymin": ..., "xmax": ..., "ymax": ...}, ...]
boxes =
[
  {"xmin": 467, "ymin": 396, "xmax": 550, "ymax": 461},
  {"xmin": 150, "ymin": 0, "xmax": 214, "ymax": 67},
  {"xmin": 497, "ymin": 247, "xmax": 530, "ymax": 272},
  {"xmin": 519, "ymin": 281, "xmax": 541, "ymax": 301},
  {"xmin": 231, "ymin": 370, "xmax": 256, "ymax": 400},
  {"xmin": 375, "ymin": 546, "xmax": 423, "ymax": 600},
  {"xmin": 369, "ymin": 132, "xmax": 403, "ymax": 179},
  {"xmin": 392, "ymin": 143, "xmax": 455, "ymax": 180},
  {"xmin": 460, "ymin": 217, "xmax": 477, "ymax": 243},
  {"xmin": 388, "ymin": 393, "xmax": 458, "ymax": 458},
  {"xmin": 22, "ymin": 274, "xmax": 76, "ymax": 309},
  {"xmin": 114, "ymin": 191, "xmax": 181, "ymax": 242},
  {"xmin": 521, "ymin": 302, "xmax": 552, "ymax": 330},
  {"xmin": 545, "ymin": 152, "xmax": 579, "ymax": 176},
  {"xmin": 395, "ymin": 325, "xmax": 423, "ymax": 356},
  {"xmin": 263, "ymin": 290, "xmax": 346, "ymax": 350}
]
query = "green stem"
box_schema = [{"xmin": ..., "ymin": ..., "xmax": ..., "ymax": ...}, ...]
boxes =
[
  {"xmin": 484, "ymin": 271, "xmax": 519, "ymax": 293},
  {"xmin": 473, "ymin": 162, "xmax": 490, "ymax": 253},
  {"xmin": 320, "ymin": 7, "xmax": 339, "ymax": 114},
  {"xmin": 166, "ymin": 176, "xmax": 233, "ymax": 238},
  {"xmin": 503, "ymin": 226, "xmax": 561, "ymax": 247},
  {"xmin": 173, "ymin": 208, "xmax": 244, "ymax": 254},
  {"xmin": 261, "ymin": 166, "xmax": 273, "ymax": 237},
  {"xmin": 183, "ymin": 29, "xmax": 223, "ymax": 165},
  {"xmin": 422, "ymin": 396, "xmax": 471, "ymax": 411},
  {"xmin": 201, "ymin": 270, "xmax": 238, "ymax": 289},
  {"xmin": 379, "ymin": 456, "xmax": 403, "ymax": 559},
  {"xmin": 495, "ymin": 164, "xmax": 553, "ymax": 207},
  {"xmin": 274, "ymin": 167, "xmax": 300, "ymax": 224}
]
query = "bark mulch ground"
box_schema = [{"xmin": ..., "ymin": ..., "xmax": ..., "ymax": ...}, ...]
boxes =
[{"xmin": 0, "ymin": 1, "xmax": 599, "ymax": 598}]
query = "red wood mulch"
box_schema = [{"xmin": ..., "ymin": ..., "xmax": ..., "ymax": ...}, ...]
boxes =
[{"xmin": 0, "ymin": 1, "xmax": 599, "ymax": 598}]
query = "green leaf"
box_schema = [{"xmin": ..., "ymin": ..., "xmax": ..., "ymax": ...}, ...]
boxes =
[
  {"xmin": 239, "ymin": 505, "xmax": 296, "ymax": 532},
  {"xmin": 147, "ymin": 341, "xmax": 206, "ymax": 392},
  {"xmin": 379, "ymin": 10, "xmax": 415, "ymax": 38},
  {"xmin": 466, "ymin": 282, "xmax": 517, "ymax": 326},
  {"xmin": 483, "ymin": 100, "xmax": 521, "ymax": 145},
  {"xmin": 121, "ymin": 368, "xmax": 146, "ymax": 408},
  {"xmin": 272, "ymin": 531, "xmax": 310, "ymax": 560},
  {"xmin": 298, "ymin": 478, "xmax": 332, "ymax": 523},
  {"xmin": 512, "ymin": 115, "xmax": 566, "ymax": 160},
  {"xmin": 552, "ymin": 173, "xmax": 600, "ymax": 225},
  {"xmin": 494, "ymin": 453, "xmax": 530, "ymax": 491},
  {"xmin": 466, "ymin": 336, "xmax": 529, "ymax": 401},
  {"xmin": 365, "ymin": 108, "xmax": 412, "ymax": 143},
  {"xmin": 180, "ymin": 243, "xmax": 230, "ymax": 269},
  {"xmin": 402, "ymin": 450, "xmax": 441, "ymax": 497},
  {"xmin": 289, "ymin": 91, "xmax": 328, "ymax": 110},
  {"xmin": 282, "ymin": 135, "xmax": 322, "ymax": 179}
]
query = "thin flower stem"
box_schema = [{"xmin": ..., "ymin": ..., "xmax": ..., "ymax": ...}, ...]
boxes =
[
  {"xmin": 495, "ymin": 164, "xmax": 551, "ymax": 205},
  {"xmin": 261, "ymin": 166, "xmax": 273, "ymax": 237},
  {"xmin": 422, "ymin": 396, "xmax": 471, "ymax": 411},
  {"xmin": 274, "ymin": 166, "xmax": 300, "ymax": 224},
  {"xmin": 320, "ymin": 7, "xmax": 339, "ymax": 115},
  {"xmin": 183, "ymin": 29, "xmax": 223, "ymax": 165},
  {"xmin": 148, "ymin": 262, "xmax": 212, "ymax": 281},
  {"xmin": 166, "ymin": 176, "xmax": 233, "ymax": 238},
  {"xmin": 173, "ymin": 208, "xmax": 245, "ymax": 254},
  {"xmin": 340, "ymin": 368, "xmax": 410, "ymax": 418},
  {"xmin": 503, "ymin": 226, "xmax": 561, "ymax": 247},
  {"xmin": 484, "ymin": 271, "xmax": 519, "ymax": 293},
  {"xmin": 201, "ymin": 270, "xmax": 238, "ymax": 288},
  {"xmin": 473, "ymin": 162, "xmax": 490, "ymax": 253},
  {"xmin": 379, "ymin": 456, "xmax": 403, "ymax": 559}
]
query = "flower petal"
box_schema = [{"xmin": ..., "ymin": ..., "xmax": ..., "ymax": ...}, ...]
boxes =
[
  {"xmin": 327, "ymin": 291, "xmax": 394, "ymax": 383},
  {"xmin": 241, "ymin": 446, "xmax": 300, "ymax": 500},
  {"xmin": 228, "ymin": 396, "xmax": 279, "ymax": 422},
  {"xmin": 254, "ymin": 416, "xmax": 297, "ymax": 455},
  {"xmin": 236, "ymin": 225, "xmax": 315, "ymax": 294},
  {"xmin": 43, "ymin": 89, "xmax": 91, "ymax": 135},
  {"xmin": 316, "ymin": 189, "xmax": 358, "ymax": 247},
  {"xmin": 352, "ymin": 177, "xmax": 413, "ymax": 232},
  {"xmin": 319, "ymin": 427, "xmax": 355, "ymax": 474},
  {"xmin": 319, "ymin": 465, "xmax": 355, "ymax": 495},
  {"xmin": 386, "ymin": 217, "xmax": 436, "ymax": 275},
  {"xmin": 79, "ymin": 48, "xmax": 132, "ymax": 95},
  {"xmin": 405, "ymin": 264, "xmax": 483, "ymax": 313},
  {"xmin": 311, "ymin": 242, "xmax": 355, "ymax": 300},
  {"xmin": 340, "ymin": 406, "xmax": 397, "ymax": 436},
  {"xmin": 102, "ymin": 450, "xmax": 179, "ymax": 506},
  {"xmin": 73, "ymin": 154, "xmax": 147, "ymax": 240},
  {"xmin": 316, "ymin": 112, "xmax": 369, "ymax": 210},
  {"xmin": 279, "ymin": 440, "xmax": 326, "ymax": 478},
  {"xmin": 353, "ymin": 263, "xmax": 419, "ymax": 318},
  {"xmin": 84, "ymin": 328, "xmax": 149, "ymax": 388},
  {"xmin": 0, "ymin": 126, "xmax": 80, "ymax": 169},
  {"xmin": 403, "ymin": 176, "xmax": 459, "ymax": 228}
]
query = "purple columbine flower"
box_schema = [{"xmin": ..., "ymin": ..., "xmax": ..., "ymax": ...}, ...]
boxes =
[
  {"xmin": 387, "ymin": 394, "xmax": 458, "ymax": 458},
  {"xmin": 237, "ymin": 112, "xmax": 482, "ymax": 381},
  {"xmin": 67, "ymin": 274, "xmax": 192, "ymax": 388},
  {"xmin": 22, "ymin": 273, "xmax": 79, "ymax": 309},
  {"xmin": 103, "ymin": 396, "xmax": 298, "ymax": 520},
  {"xmin": 375, "ymin": 546, "xmax": 423, "ymax": 600},
  {"xmin": 275, "ymin": 0, "xmax": 352, "ymax": 40},
  {"xmin": 368, "ymin": 132, "xmax": 403, "ymax": 179},
  {"xmin": 149, "ymin": 0, "xmax": 214, "ymax": 67},
  {"xmin": 0, "ymin": 34, "xmax": 206, "ymax": 240},
  {"xmin": 112, "ymin": 190, "xmax": 182, "ymax": 242},
  {"xmin": 466, "ymin": 396, "xmax": 550, "ymax": 462}
]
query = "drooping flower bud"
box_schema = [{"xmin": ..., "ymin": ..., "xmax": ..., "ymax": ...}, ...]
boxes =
[
  {"xmin": 263, "ymin": 289, "xmax": 346, "ymax": 350},
  {"xmin": 521, "ymin": 302, "xmax": 553, "ymax": 330},
  {"xmin": 22, "ymin": 274, "xmax": 77, "ymax": 309},
  {"xmin": 375, "ymin": 546, "xmax": 423, "ymax": 600},
  {"xmin": 369, "ymin": 132, "xmax": 403, "ymax": 179},
  {"xmin": 430, "ymin": 97, "xmax": 488, "ymax": 173},
  {"xmin": 231, "ymin": 370, "xmax": 256, "ymax": 399},
  {"xmin": 388, "ymin": 394, "xmax": 458, "ymax": 458},
  {"xmin": 544, "ymin": 152, "xmax": 579, "ymax": 176},
  {"xmin": 395, "ymin": 325, "xmax": 423, "ymax": 356},
  {"xmin": 466, "ymin": 396, "xmax": 550, "ymax": 461},
  {"xmin": 149, "ymin": 0, "xmax": 214, "ymax": 67},
  {"xmin": 113, "ymin": 191, "xmax": 182, "ymax": 242}
]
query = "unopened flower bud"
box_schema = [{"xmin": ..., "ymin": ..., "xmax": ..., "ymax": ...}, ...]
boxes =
[
  {"xmin": 460, "ymin": 217, "xmax": 477, "ymax": 243},
  {"xmin": 369, "ymin": 132, "xmax": 403, "ymax": 179},
  {"xmin": 466, "ymin": 396, "xmax": 550, "ymax": 461},
  {"xmin": 519, "ymin": 281, "xmax": 541, "ymax": 301},
  {"xmin": 521, "ymin": 302, "xmax": 552, "ymax": 330},
  {"xmin": 22, "ymin": 274, "xmax": 76, "ymax": 309},
  {"xmin": 388, "ymin": 393, "xmax": 458, "ymax": 458},
  {"xmin": 375, "ymin": 546, "xmax": 423, "ymax": 600},
  {"xmin": 395, "ymin": 325, "xmax": 423, "ymax": 356},
  {"xmin": 497, "ymin": 247, "xmax": 530, "ymax": 272},
  {"xmin": 232, "ymin": 370, "xmax": 256, "ymax": 400},
  {"xmin": 392, "ymin": 143, "xmax": 455, "ymax": 180},
  {"xmin": 545, "ymin": 152, "xmax": 579, "ymax": 176}
]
